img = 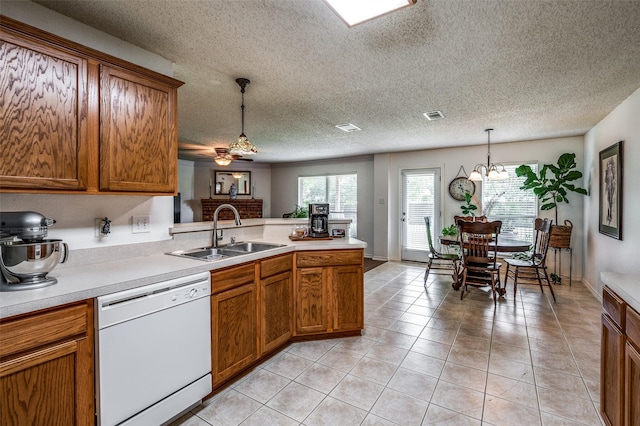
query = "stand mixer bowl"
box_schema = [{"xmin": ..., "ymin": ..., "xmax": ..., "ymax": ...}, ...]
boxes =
[{"xmin": 0, "ymin": 239, "xmax": 68, "ymax": 289}]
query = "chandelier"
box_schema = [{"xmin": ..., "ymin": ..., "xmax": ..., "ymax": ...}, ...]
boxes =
[
  {"xmin": 468, "ymin": 129, "xmax": 509, "ymax": 181},
  {"xmin": 228, "ymin": 78, "xmax": 258, "ymax": 156}
]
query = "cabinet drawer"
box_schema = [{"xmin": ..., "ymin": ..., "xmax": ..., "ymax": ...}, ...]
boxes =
[
  {"xmin": 297, "ymin": 250, "xmax": 362, "ymax": 267},
  {"xmin": 261, "ymin": 254, "xmax": 293, "ymax": 279},
  {"xmin": 0, "ymin": 302, "xmax": 88, "ymax": 360},
  {"xmin": 211, "ymin": 262, "xmax": 256, "ymax": 293},
  {"xmin": 627, "ymin": 306, "xmax": 640, "ymax": 351},
  {"xmin": 603, "ymin": 286, "xmax": 626, "ymax": 329}
]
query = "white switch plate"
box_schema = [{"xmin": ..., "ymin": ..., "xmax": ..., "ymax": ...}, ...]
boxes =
[{"xmin": 132, "ymin": 215, "xmax": 150, "ymax": 233}]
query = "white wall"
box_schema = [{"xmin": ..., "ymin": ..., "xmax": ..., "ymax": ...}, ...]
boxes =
[
  {"xmin": 0, "ymin": 1, "xmax": 177, "ymax": 250},
  {"xmin": 270, "ymin": 156, "xmax": 375, "ymax": 258},
  {"xmin": 177, "ymin": 160, "xmax": 195, "ymax": 223},
  {"xmin": 192, "ymin": 162, "xmax": 273, "ymax": 222},
  {"xmin": 379, "ymin": 136, "xmax": 586, "ymax": 277},
  {"xmin": 583, "ymin": 87, "xmax": 640, "ymax": 294}
]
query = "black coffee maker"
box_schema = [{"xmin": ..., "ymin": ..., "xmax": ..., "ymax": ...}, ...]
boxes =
[{"xmin": 308, "ymin": 203, "xmax": 329, "ymax": 238}]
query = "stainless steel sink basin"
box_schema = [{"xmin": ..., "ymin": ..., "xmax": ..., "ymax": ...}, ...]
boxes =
[
  {"xmin": 223, "ymin": 242, "xmax": 285, "ymax": 253},
  {"xmin": 167, "ymin": 241, "xmax": 285, "ymax": 262}
]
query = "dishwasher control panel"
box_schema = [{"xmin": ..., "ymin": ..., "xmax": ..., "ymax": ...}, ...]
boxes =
[{"xmin": 97, "ymin": 272, "xmax": 211, "ymax": 329}]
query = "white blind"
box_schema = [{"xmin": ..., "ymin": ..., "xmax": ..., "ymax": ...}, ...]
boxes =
[
  {"xmin": 404, "ymin": 171, "xmax": 437, "ymax": 250},
  {"xmin": 482, "ymin": 163, "xmax": 538, "ymax": 244},
  {"xmin": 298, "ymin": 173, "xmax": 358, "ymax": 237}
]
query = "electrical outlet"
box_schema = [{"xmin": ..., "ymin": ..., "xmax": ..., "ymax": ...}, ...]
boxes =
[{"xmin": 132, "ymin": 215, "xmax": 150, "ymax": 233}]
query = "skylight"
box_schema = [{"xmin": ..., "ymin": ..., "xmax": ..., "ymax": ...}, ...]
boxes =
[{"xmin": 324, "ymin": 0, "xmax": 417, "ymax": 27}]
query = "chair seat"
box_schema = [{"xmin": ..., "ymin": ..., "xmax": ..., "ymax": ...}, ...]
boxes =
[{"xmin": 505, "ymin": 258, "xmax": 537, "ymax": 267}]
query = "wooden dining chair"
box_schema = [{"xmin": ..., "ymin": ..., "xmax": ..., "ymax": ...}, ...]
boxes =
[
  {"xmin": 424, "ymin": 216, "xmax": 460, "ymax": 287},
  {"xmin": 457, "ymin": 220, "xmax": 502, "ymax": 304},
  {"xmin": 504, "ymin": 218, "xmax": 556, "ymax": 301},
  {"xmin": 454, "ymin": 215, "xmax": 487, "ymax": 224}
]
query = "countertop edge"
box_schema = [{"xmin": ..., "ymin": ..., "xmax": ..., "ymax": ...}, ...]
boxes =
[
  {"xmin": 601, "ymin": 272, "xmax": 640, "ymax": 314},
  {"xmin": 1, "ymin": 238, "xmax": 366, "ymax": 319}
]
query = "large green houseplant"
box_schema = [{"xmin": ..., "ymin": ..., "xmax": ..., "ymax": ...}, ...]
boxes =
[{"xmin": 515, "ymin": 153, "xmax": 588, "ymax": 225}]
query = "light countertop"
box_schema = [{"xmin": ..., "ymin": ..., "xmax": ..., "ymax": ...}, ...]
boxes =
[
  {"xmin": 601, "ymin": 272, "xmax": 640, "ymax": 314},
  {"xmin": 1, "ymin": 237, "xmax": 366, "ymax": 319}
]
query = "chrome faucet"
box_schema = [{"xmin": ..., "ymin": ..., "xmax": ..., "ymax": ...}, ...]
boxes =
[{"xmin": 212, "ymin": 204, "xmax": 242, "ymax": 248}]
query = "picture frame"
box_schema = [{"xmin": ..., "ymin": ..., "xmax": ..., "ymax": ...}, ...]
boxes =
[
  {"xmin": 599, "ymin": 141, "xmax": 623, "ymax": 240},
  {"xmin": 214, "ymin": 170, "xmax": 251, "ymax": 196}
]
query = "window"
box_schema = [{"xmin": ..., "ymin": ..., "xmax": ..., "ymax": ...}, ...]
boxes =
[
  {"xmin": 298, "ymin": 174, "xmax": 358, "ymax": 237},
  {"xmin": 482, "ymin": 163, "xmax": 538, "ymax": 244}
]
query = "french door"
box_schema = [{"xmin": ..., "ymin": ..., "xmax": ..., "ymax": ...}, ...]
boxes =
[{"xmin": 401, "ymin": 168, "xmax": 440, "ymax": 262}]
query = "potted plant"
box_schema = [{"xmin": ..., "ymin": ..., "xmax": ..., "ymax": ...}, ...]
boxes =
[
  {"xmin": 515, "ymin": 153, "xmax": 588, "ymax": 248},
  {"xmin": 287, "ymin": 204, "xmax": 308, "ymax": 218},
  {"xmin": 460, "ymin": 192, "xmax": 478, "ymax": 217}
]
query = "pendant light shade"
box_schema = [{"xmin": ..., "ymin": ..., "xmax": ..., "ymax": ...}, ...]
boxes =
[
  {"xmin": 469, "ymin": 129, "xmax": 509, "ymax": 181},
  {"xmin": 229, "ymin": 78, "xmax": 258, "ymax": 155}
]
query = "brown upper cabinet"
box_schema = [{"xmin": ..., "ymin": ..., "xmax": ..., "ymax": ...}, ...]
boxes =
[{"xmin": 0, "ymin": 17, "xmax": 183, "ymax": 195}]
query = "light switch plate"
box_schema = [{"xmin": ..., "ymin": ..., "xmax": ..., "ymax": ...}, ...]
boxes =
[{"xmin": 132, "ymin": 215, "xmax": 150, "ymax": 233}]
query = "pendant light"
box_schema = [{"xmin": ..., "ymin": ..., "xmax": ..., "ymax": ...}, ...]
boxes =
[
  {"xmin": 228, "ymin": 78, "xmax": 258, "ymax": 156},
  {"xmin": 468, "ymin": 129, "xmax": 509, "ymax": 181}
]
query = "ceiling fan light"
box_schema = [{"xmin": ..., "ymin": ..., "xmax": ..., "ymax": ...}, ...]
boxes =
[
  {"xmin": 214, "ymin": 156, "xmax": 232, "ymax": 166},
  {"xmin": 232, "ymin": 172, "xmax": 244, "ymax": 179}
]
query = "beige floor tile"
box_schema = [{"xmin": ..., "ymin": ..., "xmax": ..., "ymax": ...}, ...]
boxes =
[
  {"xmin": 333, "ymin": 335, "xmax": 377, "ymax": 355},
  {"xmin": 361, "ymin": 413, "xmax": 398, "ymax": 425},
  {"xmin": 303, "ymin": 396, "xmax": 367, "ymax": 426},
  {"xmin": 366, "ymin": 342, "xmax": 409, "ymax": 365},
  {"xmin": 483, "ymin": 395, "xmax": 542, "ymax": 425},
  {"xmin": 263, "ymin": 352, "xmax": 314, "ymax": 379},
  {"xmin": 446, "ymin": 345, "xmax": 490, "ymax": 371},
  {"xmin": 386, "ymin": 366, "xmax": 438, "ymax": 402},
  {"xmin": 168, "ymin": 413, "xmax": 211, "ymax": 426},
  {"xmin": 350, "ymin": 356, "xmax": 398, "ymax": 385},
  {"xmin": 430, "ymin": 380, "xmax": 485, "ymax": 420},
  {"xmin": 411, "ymin": 337, "xmax": 451, "ymax": 360},
  {"xmin": 234, "ymin": 369, "xmax": 291, "ymax": 403},
  {"xmin": 530, "ymin": 348, "xmax": 581, "ymax": 376},
  {"xmin": 265, "ymin": 382, "xmax": 325, "ymax": 422},
  {"xmin": 485, "ymin": 373, "xmax": 539, "ymax": 409},
  {"xmin": 294, "ymin": 363, "xmax": 346, "ymax": 394},
  {"xmin": 286, "ymin": 339, "xmax": 335, "ymax": 361},
  {"xmin": 389, "ymin": 320, "xmax": 427, "ymax": 336},
  {"xmin": 534, "ymin": 366, "xmax": 591, "ymax": 401},
  {"xmin": 330, "ymin": 374, "xmax": 385, "ymax": 411},
  {"xmin": 537, "ymin": 391, "xmax": 603, "ymax": 425},
  {"xmin": 488, "ymin": 353, "xmax": 535, "ymax": 383},
  {"xmin": 317, "ymin": 347, "xmax": 364, "ymax": 372},
  {"xmin": 401, "ymin": 351, "xmax": 446, "ymax": 378},
  {"xmin": 540, "ymin": 411, "xmax": 594, "ymax": 426},
  {"xmin": 239, "ymin": 406, "xmax": 299, "ymax": 426},
  {"xmin": 439, "ymin": 362, "xmax": 487, "ymax": 392},
  {"xmin": 370, "ymin": 388, "xmax": 429, "ymax": 425},
  {"xmin": 453, "ymin": 334, "xmax": 491, "ymax": 353},
  {"xmin": 377, "ymin": 329, "xmax": 419, "ymax": 349},
  {"xmin": 419, "ymin": 326, "xmax": 458, "ymax": 345},
  {"xmin": 422, "ymin": 403, "xmax": 482, "ymax": 425},
  {"xmin": 194, "ymin": 389, "xmax": 262, "ymax": 425}
]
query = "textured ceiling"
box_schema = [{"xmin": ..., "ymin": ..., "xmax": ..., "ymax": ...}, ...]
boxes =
[{"xmin": 32, "ymin": 0, "xmax": 640, "ymax": 163}]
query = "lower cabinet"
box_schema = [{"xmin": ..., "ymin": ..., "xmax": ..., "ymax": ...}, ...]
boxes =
[
  {"xmin": 211, "ymin": 263, "xmax": 257, "ymax": 386},
  {"xmin": 260, "ymin": 254, "xmax": 293, "ymax": 355},
  {"xmin": 0, "ymin": 300, "xmax": 94, "ymax": 426},
  {"xmin": 295, "ymin": 250, "xmax": 364, "ymax": 336},
  {"xmin": 601, "ymin": 285, "xmax": 640, "ymax": 426}
]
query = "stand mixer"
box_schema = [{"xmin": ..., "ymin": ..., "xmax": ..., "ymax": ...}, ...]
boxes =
[{"xmin": 0, "ymin": 211, "xmax": 68, "ymax": 291}]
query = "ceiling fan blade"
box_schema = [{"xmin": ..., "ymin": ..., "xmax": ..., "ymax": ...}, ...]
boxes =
[{"xmin": 235, "ymin": 157, "xmax": 253, "ymax": 162}]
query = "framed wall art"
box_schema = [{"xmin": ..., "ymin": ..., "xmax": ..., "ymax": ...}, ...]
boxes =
[{"xmin": 599, "ymin": 141, "xmax": 623, "ymax": 240}]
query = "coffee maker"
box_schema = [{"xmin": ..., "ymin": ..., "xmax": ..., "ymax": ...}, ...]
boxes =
[{"xmin": 308, "ymin": 203, "xmax": 329, "ymax": 238}]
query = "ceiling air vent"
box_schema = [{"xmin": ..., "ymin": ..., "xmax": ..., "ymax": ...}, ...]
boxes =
[
  {"xmin": 335, "ymin": 123, "xmax": 361, "ymax": 132},
  {"xmin": 423, "ymin": 110, "xmax": 445, "ymax": 121}
]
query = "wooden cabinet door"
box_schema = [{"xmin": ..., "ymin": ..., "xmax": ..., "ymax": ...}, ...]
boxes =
[
  {"xmin": 211, "ymin": 283, "xmax": 257, "ymax": 385},
  {"xmin": 601, "ymin": 313, "xmax": 625, "ymax": 426},
  {"xmin": 99, "ymin": 65, "xmax": 177, "ymax": 193},
  {"xmin": 332, "ymin": 265, "xmax": 364, "ymax": 332},
  {"xmin": 295, "ymin": 267, "xmax": 328, "ymax": 334},
  {"xmin": 0, "ymin": 302, "xmax": 94, "ymax": 426},
  {"xmin": 261, "ymin": 271, "xmax": 293, "ymax": 354},
  {"xmin": 625, "ymin": 341, "xmax": 640, "ymax": 426},
  {"xmin": 0, "ymin": 30, "xmax": 88, "ymax": 191}
]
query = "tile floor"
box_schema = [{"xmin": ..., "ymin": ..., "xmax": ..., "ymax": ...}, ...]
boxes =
[{"xmin": 172, "ymin": 262, "xmax": 604, "ymax": 425}]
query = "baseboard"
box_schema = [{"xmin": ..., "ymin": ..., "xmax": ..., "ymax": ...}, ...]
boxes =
[{"xmin": 371, "ymin": 256, "xmax": 389, "ymax": 261}]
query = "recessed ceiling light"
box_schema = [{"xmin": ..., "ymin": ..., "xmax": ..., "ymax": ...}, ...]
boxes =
[
  {"xmin": 423, "ymin": 110, "xmax": 445, "ymax": 121},
  {"xmin": 335, "ymin": 123, "xmax": 361, "ymax": 132},
  {"xmin": 324, "ymin": 0, "xmax": 417, "ymax": 27}
]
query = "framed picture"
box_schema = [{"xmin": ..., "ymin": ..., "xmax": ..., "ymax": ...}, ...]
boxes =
[
  {"xmin": 214, "ymin": 170, "xmax": 251, "ymax": 195},
  {"xmin": 599, "ymin": 141, "xmax": 623, "ymax": 240}
]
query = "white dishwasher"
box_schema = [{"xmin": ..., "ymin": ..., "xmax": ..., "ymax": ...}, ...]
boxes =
[{"xmin": 96, "ymin": 272, "xmax": 212, "ymax": 426}]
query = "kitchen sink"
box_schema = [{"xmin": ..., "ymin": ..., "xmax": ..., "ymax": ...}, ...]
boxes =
[{"xmin": 167, "ymin": 242, "xmax": 285, "ymax": 262}]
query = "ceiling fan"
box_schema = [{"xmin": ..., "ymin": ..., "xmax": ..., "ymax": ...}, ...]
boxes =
[{"xmin": 178, "ymin": 143, "xmax": 254, "ymax": 164}]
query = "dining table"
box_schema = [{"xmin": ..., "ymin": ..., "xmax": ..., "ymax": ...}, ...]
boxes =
[{"xmin": 439, "ymin": 234, "xmax": 531, "ymax": 292}]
